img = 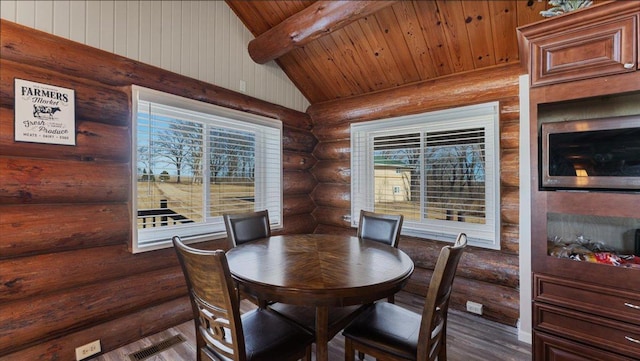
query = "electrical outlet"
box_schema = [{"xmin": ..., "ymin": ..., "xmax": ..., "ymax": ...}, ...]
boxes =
[
  {"xmin": 466, "ymin": 300, "xmax": 483, "ymax": 315},
  {"xmin": 239, "ymin": 80, "xmax": 247, "ymax": 93},
  {"xmin": 75, "ymin": 339, "xmax": 101, "ymax": 360}
]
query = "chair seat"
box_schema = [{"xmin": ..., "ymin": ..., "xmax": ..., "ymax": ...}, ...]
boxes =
[
  {"xmin": 241, "ymin": 308, "xmax": 314, "ymax": 361},
  {"xmin": 342, "ymin": 302, "xmax": 420, "ymax": 360},
  {"xmin": 269, "ymin": 303, "xmax": 367, "ymax": 339}
]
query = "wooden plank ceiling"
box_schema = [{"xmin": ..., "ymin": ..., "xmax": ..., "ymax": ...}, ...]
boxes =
[{"xmin": 225, "ymin": 1, "xmax": 578, "ymax": 105}]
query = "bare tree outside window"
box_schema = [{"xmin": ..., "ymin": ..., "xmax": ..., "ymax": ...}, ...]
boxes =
[
  {"xmin": 209, "ymin": 128, "xmax": 256, "ymax": 215},
  {"xmin": 154, "ymin": 121, "xmax": 202, "ymax": 184},
  {"xmin": 372, "ymin": 129, "xmax": 486, "ymax": 224},
  {"xmin": 424, "ymin": 128, "xmax": 486, "ymax": 223}
]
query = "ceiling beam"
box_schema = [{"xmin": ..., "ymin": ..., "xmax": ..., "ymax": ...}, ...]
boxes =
[{"xmin": 248, "ymin": 1, "xmax": 397, "ymax": 64}]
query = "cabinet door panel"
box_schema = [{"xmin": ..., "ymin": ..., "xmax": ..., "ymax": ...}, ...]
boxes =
[
  {"xmin": 534, "ymin": 331, "xmax": 636, "ymax": 361},
  {"xmin": 531, "ymin": 16, "xmax": 636, "ymax": 86},
  {"xmin": 534, "ymin": 303, "xmax": 640, "ymax": 359},
  {"xmin": 535, "ymin": 274, "xmax": 640, "ymax": 326}
]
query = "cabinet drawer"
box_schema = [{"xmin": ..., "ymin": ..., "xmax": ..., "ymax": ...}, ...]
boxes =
[
  {"xmin": 534, "ymin": 274, "xmax": 640, "ymax": 326},
  {"xmin": 534, "ymin": 303, "xmax": 640, "ymax": 359},
  {"xmin": 530, "ymin": 15, "xmax": 637, "ymax": 86},
  {"xmin": 534, "ymin": 330, "xmax": 636, "ymax": 361}
]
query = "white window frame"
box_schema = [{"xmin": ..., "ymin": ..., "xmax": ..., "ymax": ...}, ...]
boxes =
[
  {"xmin": 131, "ymin": 85, "xmax": 282, "ymax": 253},
  {"xmin": 351, "ymin": 102, "xmax": 500, "ymax": 249}
]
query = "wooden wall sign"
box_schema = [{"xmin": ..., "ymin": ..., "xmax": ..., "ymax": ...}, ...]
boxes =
[{"xmin": 14, "ymin": 78, "xmax": 75, "ymax": 145}]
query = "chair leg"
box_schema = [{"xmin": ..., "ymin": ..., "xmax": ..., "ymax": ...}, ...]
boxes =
[
  {"xmin": 345, "ymin": 338, "xmax": 355, "ymax": 361},
  {"xmin": 438, "ymin": 337, "xmax": 447, "ymax": 361},
  {"xmin": 196, "ymin": 329, "xmax": 206, "ymax": 361},
  {"xmin": 439, "ymin": 326, "xmax": 447, "ymax": 361},
  {"xmin": 302, "ymin": 345, "xmax": 312, "ymax": 361}
]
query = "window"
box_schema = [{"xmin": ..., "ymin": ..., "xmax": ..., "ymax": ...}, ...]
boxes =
[
  {"xmin": 131, "ymin": 86, "xmax": 282, "ymax": 253},
  {"xmin": 351, "ymin": 102, "xmax": 500, "ymax": 249}
]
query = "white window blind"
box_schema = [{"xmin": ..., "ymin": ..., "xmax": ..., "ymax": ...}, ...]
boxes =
[
  {"xmin": 132, "ymin": 85, "xmax": 282, "ymax": 253},
  {"xmin": 351, "ymin": 102, "xmax": 500, "ymax": 249}
]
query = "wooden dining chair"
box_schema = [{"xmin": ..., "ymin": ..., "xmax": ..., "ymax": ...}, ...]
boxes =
[
  {"xmin": 172, "ymin": 236, "xmax": 314, "ymax": 361},
  {"xmin": 223, "ymin": 210, "xmax": 273, "ymax": 307},
  {"xmin": 342, "ymin": 233, "xmax": 468, "ymax": 361},
  {"xmin": 223, "ymin": 210, "xmax": 271, "ymax": 248},
  {"xmin": 357, "ymin": 210, "xmax": 404, "ymax": 248},
  {"xmin": 358, "ymin": 209, "xmax": 404, "ymax": 302}
]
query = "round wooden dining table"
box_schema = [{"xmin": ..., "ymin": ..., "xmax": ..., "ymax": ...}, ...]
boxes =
[{"xmin": 226, "ymin": 233, "xmax": 414, "ymax": 361}]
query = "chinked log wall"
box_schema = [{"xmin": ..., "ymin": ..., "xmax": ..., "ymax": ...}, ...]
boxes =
[
  {"xmin": 0, "ymin": 20, "xmax": 316, "ymax": 360},
  {"xmin": 308, "ymin": 63, "xmax": 523, "ymax": 326}
]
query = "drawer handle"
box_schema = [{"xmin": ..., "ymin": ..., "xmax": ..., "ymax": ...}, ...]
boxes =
[
  {"xmin": 623, "ymin": 63, "xmax": 635, "ymax": 69},
  {"xmin": 625, "ymin": 302, "xmax": 640, "ymax": 310},
  {"xmin": 625, "ymin": 336, "xmax": 640, "ymax": 345}
]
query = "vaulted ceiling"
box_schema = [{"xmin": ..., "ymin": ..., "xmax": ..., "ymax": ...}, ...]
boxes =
[{"xmin": 225, "ymin": 0, "xmax": 566, "ymax": 105}]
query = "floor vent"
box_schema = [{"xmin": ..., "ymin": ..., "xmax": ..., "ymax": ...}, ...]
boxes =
[{"xmin": 128, "ymin": 334, "xmax": 186, "ymax": 361}]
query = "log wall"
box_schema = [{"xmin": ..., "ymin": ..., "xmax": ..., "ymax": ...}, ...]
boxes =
[
  {"xmin": 0, "ymin": 20, "xmax": 317, "ymax": 360},
  {"xmin": 308, "ymin": 63, "xmax": 523, "ymax": 326}
]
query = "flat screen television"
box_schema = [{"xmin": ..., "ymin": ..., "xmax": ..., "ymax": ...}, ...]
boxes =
[{"xmin": 541, "ymin": 115, "xmax": 640, "ymax": 190}]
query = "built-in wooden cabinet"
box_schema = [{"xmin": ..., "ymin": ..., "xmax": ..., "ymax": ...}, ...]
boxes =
[{"xmin": 518, "ymin": 2, "xmax": 640, "ymax": 360}]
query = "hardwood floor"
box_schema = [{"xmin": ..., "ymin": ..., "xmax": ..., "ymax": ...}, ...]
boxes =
[{"xmin": 93, "ymin": 291, "xmax": 531, "ymax": 361}]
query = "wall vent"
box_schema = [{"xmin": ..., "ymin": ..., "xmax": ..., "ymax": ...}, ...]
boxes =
[{"xmin": 128, "ymin": 334, "xmax": 186, "ymax": 361}]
